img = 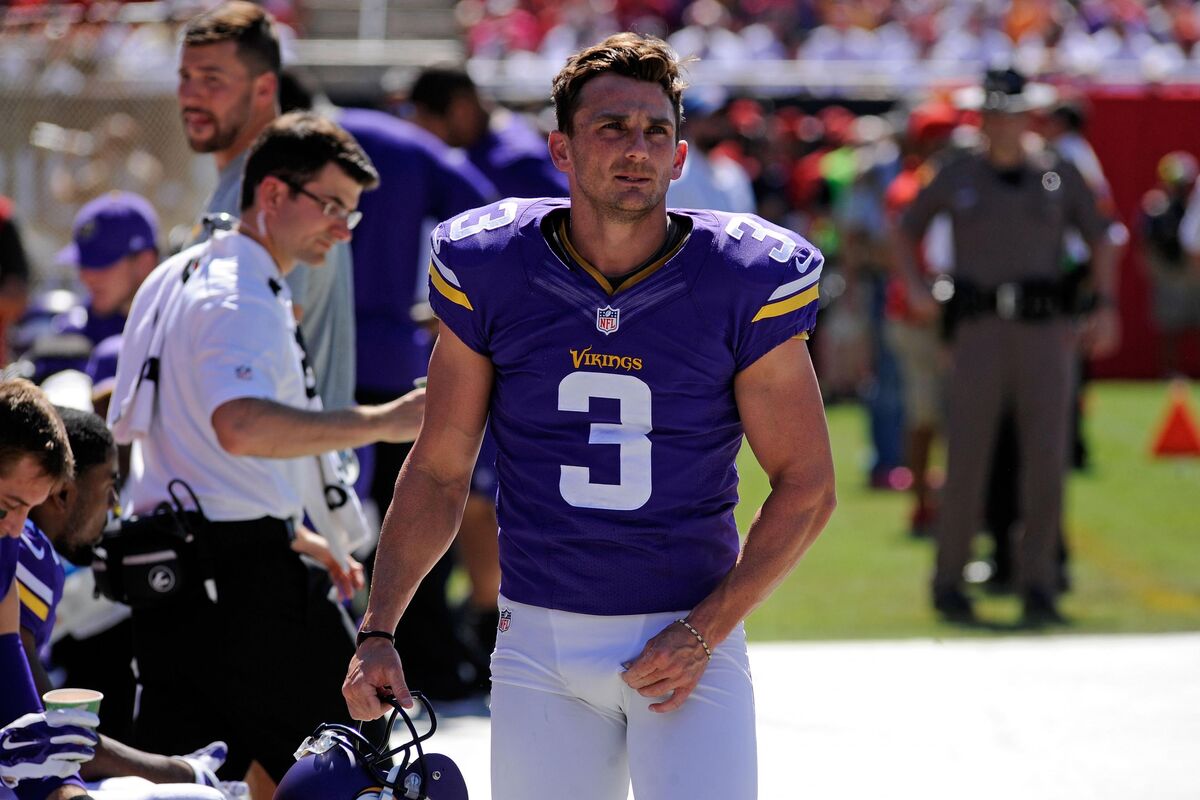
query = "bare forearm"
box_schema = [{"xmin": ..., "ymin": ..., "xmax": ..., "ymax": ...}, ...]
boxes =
[
  {"xmin": 215, "ymin": 398, "xmax": 392, "ymax": 458},
  {"xmin": 360, "ymin": 465, "xmax": 470, "ymax": 634},
  {"xmin": 80, "ymin": 736, "xmax": 191, "ymax": 783},
  {"xmin": 19, "ymin": 628, "xmax": 53, "ymax": 696},
  {"xmin": 686, "ymin": 479, "xmax": 836, "ymax": 649}
]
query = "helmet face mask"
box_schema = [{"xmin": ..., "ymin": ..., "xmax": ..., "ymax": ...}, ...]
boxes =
[{"xmin": 275, "ymin": 693, "xmax": 469, "ymax": 800}]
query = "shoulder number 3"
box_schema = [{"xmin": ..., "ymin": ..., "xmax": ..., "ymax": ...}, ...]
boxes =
[
  {"xmin": 725, "ymin": 215, "xmax": 795, "ymax": 263},
  {"xmin": 449, "ymin": 201, "xmax": 519, "ymax": 240},
  {"xmin": 558, "ymin": 372, "xmax": 653, "ymax": 511}
]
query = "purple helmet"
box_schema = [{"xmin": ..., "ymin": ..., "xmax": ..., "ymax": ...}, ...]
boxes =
[{"xmin": 274, "ymin": 693, "xmax": 468, "ymax": 800}]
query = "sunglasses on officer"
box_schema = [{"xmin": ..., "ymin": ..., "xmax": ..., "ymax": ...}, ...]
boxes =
[{"xmin": 279, "ymin": 177, "xmax": 363, "ymax": 231}]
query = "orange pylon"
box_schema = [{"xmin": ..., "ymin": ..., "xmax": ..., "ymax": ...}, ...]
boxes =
[{"xmin": 1152, "ymin": 381, "xmax": 1200, "ymax": 457}]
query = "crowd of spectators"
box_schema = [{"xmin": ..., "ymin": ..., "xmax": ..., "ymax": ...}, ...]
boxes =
[
  {"xmin": 460, "ymin": 0, "xmax": 1200, "ymax": 81},
  {"xmin": 0, "ymin": 0, "xmax": 300, "ymax": 89},
  {"xmin": 8, "ymin": 0, "xmax": 1200, "ymax": 89}
]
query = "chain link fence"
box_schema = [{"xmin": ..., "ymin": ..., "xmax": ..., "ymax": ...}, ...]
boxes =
[{"xmin": 1, "ymin": 5, "xmax": 214, "ymax": 289}]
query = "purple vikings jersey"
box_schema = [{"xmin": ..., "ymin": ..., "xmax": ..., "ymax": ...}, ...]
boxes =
[
  {"xmin": 1, "ymin": 536, "xmax": 17, "ymax": 595},
  {"xmin": 428, "ymin": 198, "xmax": 822, "ymax": 615},
  {"xmin": 16, "ymin": 521, "xmax": 64, "ymax": 652}
]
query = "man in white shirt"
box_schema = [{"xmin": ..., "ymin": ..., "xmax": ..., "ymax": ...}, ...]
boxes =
[
  {"xmin": 179, "ymin": 1, "xmax": 356, "ymax": 411},
  {"xmin": 108, "ymin": 112, "xmax": 423, "ymax": 790}
]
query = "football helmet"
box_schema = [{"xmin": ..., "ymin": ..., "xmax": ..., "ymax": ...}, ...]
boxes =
[{"xmin": 274, "ymin": 693, "xmax": 467, "ymax": 800}]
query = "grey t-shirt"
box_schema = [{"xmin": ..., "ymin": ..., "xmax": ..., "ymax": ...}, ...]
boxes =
[{"xmin": 196, "ymin": 151, "xmax": 356, "ymax": 409}]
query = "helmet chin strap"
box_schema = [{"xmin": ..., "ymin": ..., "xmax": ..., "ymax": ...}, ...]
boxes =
[
  {"xmin": 379, "ymin": 762, "xmax": 403, "ymax": 800},
  {"xmin": 402, "ymin": 769, "xmax": 424, "ymax": 799}
]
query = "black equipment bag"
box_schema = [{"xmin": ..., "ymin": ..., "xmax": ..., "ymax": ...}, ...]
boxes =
[{"xmin": 92, "ymin": 480, "xmax": 210, "ymax": 608}]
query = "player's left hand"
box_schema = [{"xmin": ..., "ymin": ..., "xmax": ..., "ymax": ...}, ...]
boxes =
[
  {"xmin": 173, "ymin": 740, "xmax": 232, "ymax": 789},
  {"xmin": 0, "ymin": 710, "xmax": 98, "ymax": 787},
  {"xmin": 620, "ymin": 621, "xmax": 711, "ymax": 713}
]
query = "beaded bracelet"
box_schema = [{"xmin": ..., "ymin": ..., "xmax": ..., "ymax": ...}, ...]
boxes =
[{"xmin": 675, "ymin": 618, "xmax": 713, "ymax": 661}]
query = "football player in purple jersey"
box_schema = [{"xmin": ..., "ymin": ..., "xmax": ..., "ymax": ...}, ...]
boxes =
[
  {"xmin": 1, "ymin": 380, "xmax": 98, "ymax": 800},
  {"xmin": 345, "ymin": 33, "xmax": 836, "ymax": 798}
]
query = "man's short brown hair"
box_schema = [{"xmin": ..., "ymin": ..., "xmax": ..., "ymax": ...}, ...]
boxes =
[
  {"xmin": 241, "ymin": 111, "xmax": 380, "ymax": 210},
  {"xmin": 0, "ymin": 379, "xmax": 74, "ymax": 483},
  {"xmin": 183, "ymin": 0, "xmax": 281, "ymax": 77},
  {"xmin": 551, "ymin": 33, "xmax": 688, "ymax": 137}
]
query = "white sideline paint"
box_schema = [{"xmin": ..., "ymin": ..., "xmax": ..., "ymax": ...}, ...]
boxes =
[{"xmin": 410, "ymin": 633, "xmax": 1200, "ymax": 799}]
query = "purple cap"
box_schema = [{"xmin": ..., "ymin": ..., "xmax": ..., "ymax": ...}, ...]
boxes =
[{"xmin": 57, "ymin": 191, "xmax": 159, "ymax": 270}]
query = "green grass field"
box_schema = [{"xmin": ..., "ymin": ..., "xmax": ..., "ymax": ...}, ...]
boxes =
[{"xmin": 739, "ymin": 380, "xmax": 1200, "ymax": 640}]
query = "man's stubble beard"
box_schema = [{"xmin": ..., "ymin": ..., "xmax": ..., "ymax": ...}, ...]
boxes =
[
  {"xmin": 60, "ymin": 540, "xmax": 96, "ymax": 568},
  {"xmin": 185, "ymin": 90, "xmax": 253, "ymax": 155},
  {"xmin": 580, "ymin": 175, "xmax": 666, "ymax": 226}
]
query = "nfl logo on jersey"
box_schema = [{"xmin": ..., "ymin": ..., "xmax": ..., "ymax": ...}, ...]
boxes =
[
  {"xmin": 596, "ymin": 305, "xmax": 620, "ymax": 335},
  {"xmin": 498, "ymin": 608, "xmax": 512, "ymax": 633}
]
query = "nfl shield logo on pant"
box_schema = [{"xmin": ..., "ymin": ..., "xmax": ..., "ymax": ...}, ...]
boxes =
[
  {"xmin": 498, "ymin": 608, "xmax": 512, "ymax": 632},
  {"xmin": 596, "ymin": 305, "xmax": 620, "ymax": 335}
]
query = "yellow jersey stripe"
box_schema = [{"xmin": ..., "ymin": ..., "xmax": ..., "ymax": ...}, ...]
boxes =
[
  {"xmin": 558, "ymin": 220, "xmax": 616, "ymax": 296},
  {"xmin": 752, "ymin": 285, "xmax": 820, "ymax": 323},
  {"xmin": 557, "ymin": 218, "xmax": 686, "ymax": 296},
  {"xmin": 15, "ymin": 562, "xmax": 53, "ymax": 604},
  {"xmin": 17, "ymin": 582, "xmax": 50, "ymax": 621},
  {"xmin": 429, "ymin": 260, "xmax": 474, "ymax": 311}
]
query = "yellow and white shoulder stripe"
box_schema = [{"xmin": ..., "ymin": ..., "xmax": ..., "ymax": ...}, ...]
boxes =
[
  {"xmin": 753, "ymin": 251, "xmax": 822, "ymax": 322},
  {"xmin": 430, "ymin": 251, "xmax": 474, "ymax": 311},
  {"xmin": 16, "ymin": 562, "xmax": 54, "ymax": 621}
]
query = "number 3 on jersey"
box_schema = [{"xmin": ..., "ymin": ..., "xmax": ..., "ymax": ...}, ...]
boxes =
[
  {"xmin": 558, "ymin": 372, "xmax": 653, "ymax": 511},
  {"xmin": 449, "ymin": 201, "xmax": 519, "ymax": 240},
  {"xmin": 725, "ymin": 215, "xmax": 795, "ymax": 262}
]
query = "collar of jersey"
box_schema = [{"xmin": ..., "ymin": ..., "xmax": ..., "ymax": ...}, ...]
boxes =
[{"xmin": 554, "ymin": 215, "xmax": 688, "ymax": 297}]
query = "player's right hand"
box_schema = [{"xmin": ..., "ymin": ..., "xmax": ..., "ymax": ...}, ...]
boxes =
[
  {"xmin": 343, "ymin": 638, "xmax": 412, "ymax": 720},
  {"xmin": 378, "ymin": 387, "xmax": 426, "ymax": 443},
  {"xmin": 0, "ymin": 710, "xmax": 99, "ymax": 787}
]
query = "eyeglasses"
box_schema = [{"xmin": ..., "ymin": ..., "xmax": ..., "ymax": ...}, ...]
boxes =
[{"xmin": 280, "ymin": 177, "xmax": 363, "ymax": 230}]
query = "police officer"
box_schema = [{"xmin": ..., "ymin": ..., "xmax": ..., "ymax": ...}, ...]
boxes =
[{"xmin": 895, "ymin": 68, "xmax": 1119, "ymax": 625}]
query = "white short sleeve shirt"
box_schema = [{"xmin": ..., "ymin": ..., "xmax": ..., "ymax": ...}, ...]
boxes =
[{"xmin": 126, "ymin": 231, "xmax": 311, "ymax": 522}]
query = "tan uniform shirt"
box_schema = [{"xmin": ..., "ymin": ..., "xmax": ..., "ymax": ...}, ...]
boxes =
[{"xmin": 901, "ymin": 149, "xmax": 1107, "ymax": 287}]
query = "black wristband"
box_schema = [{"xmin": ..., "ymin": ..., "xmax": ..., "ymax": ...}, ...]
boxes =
[{"xmin": 355, "ymin": 629, "xmax": 395, "ymax": 648}]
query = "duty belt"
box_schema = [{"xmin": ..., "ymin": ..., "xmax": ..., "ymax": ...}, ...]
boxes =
[{"xmin": 953, "ymin": 278, "xmax": 1068, "ymax": 322}]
